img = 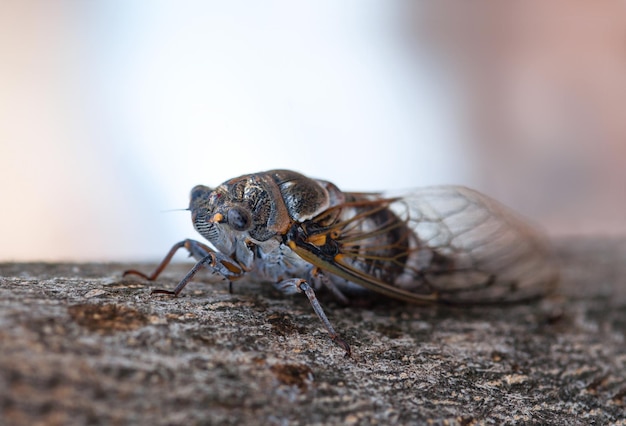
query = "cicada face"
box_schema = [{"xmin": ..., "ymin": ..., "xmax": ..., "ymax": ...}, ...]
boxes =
[{"xmin": 188, "ymin": 185, "xmax": 246, "ymax": 257}]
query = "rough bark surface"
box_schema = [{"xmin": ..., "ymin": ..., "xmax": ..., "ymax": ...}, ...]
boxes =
[{"xmin": 1, "ymin": 237, "xmax": 625, "ymax": 425}]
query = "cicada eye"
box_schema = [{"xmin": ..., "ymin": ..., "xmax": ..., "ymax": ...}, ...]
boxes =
[
  {"xmin": 227, "ymin": 206, "xmax": 251, "ymax": 231},
  {"xmin": 190, "ymin": 185, "xmax": 212, "ymax": 201}
]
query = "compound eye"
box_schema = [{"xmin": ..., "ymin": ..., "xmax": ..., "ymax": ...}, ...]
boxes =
[
  {"xmin": 227, "ymin": 206, "xmax": 251, "ymax": 231},
  {"xmin": 190, "ymin": 185, "xmax": 212, "ymax": 201}
]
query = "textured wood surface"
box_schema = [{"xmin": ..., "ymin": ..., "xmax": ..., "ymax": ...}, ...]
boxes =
[{"xmin": 1, "ymin": 237, "xmax": 625, "ymax": 425}]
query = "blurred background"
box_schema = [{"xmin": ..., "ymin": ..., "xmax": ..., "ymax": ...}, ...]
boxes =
[{"xmin": 1, "ymin": 1, "xmax": 625, "ymax": 261}]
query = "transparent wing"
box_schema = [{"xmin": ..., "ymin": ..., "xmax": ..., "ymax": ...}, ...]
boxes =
[
  {"xmin": 289, "ymin": 186, "xmax": 559, "ymax": 305},
  {"xmin": 388, "ymin": 185, "xmax": 559, "ymax": 303}
]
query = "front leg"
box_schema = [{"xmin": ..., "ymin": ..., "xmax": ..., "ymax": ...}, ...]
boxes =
[
  {"xmin": 276, "ymin": 278, "xmax": 351, "ymax": 357},
  {"xmin": 123, "ymin": 239, "xmax": 215, "ymax": 281},
  {"xmin": 152, "ymin": 251, "xmax": 245, "ymax": 296},
  {"xmin": 124, "ymin": 239, "xmax": 245, "ymax": 295}
]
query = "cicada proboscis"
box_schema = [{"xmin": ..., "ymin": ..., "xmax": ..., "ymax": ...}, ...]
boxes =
[{"xmin": 124, "ymin": 169, "xmax": 559, "ymax": 356}]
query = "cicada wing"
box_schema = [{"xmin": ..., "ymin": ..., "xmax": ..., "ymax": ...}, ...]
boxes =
[
  {"xmin": 289, "ymin": 186, "xmax": 558, "ymax": 305},
  {"xmin": 388, "ymin": 185, "xmax": 559, "ymax": 303},
  {"xmin": 288, "ymin": 240, "xmax": 440, "ymax": 304}
]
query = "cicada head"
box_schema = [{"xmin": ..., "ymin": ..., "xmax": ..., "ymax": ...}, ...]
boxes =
[
  {"xmin": 188, "ymin": 172, "xmax": 288, "ymax": 256},
  {"xmin": 188, "ymin": 184, "xmax": 253, "ymax": 256}
]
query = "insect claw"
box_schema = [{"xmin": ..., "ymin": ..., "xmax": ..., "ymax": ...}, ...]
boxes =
[{"xmin": 332, "ymin": 335, "xmax": 352, "ymax": 358}]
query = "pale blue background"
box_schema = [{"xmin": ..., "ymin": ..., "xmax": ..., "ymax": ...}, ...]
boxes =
[{"xmin": 1, "ymin": 1, "xmax": 467, "ymax": 261}]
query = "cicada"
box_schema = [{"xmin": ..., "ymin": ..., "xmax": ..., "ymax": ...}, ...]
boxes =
[{"xmin": 124, "ymin": 169, "xmax": 559, "ymax": 356}]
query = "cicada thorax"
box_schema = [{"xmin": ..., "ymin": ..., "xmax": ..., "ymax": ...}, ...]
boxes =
[
  {"xmin": 190, "ymin": 170, "xmax": 346, "ymax": 249},
  {"xmin": 221, "ymin": 170, "xmax": 345, "ymax": 240}
]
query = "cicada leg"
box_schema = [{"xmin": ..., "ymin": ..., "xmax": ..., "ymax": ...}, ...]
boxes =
[
  {"xmin": 310, "ymin": 267, "xmax": 350, "ymax": 305},
  {"xmin": 123, "ymin": 239, "xmax": 215, "ymax": 280},
  {"xmin": 123, "ymin": 239, "xmax": 244, "ymax": 296},
  {"xmin": 275, "ymin": 278, "xmax": 351, "ymax": 357}
]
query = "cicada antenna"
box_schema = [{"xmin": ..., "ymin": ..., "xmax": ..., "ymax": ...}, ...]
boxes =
[{"xmin": 159, "ymin": 208, "xmax": 190, "ymax": 213}]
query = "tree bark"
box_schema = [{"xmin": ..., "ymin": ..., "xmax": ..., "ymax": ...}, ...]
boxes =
[{"xmin": 1, "ymin": 237, "xmax": 625, "ymax": 425}]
